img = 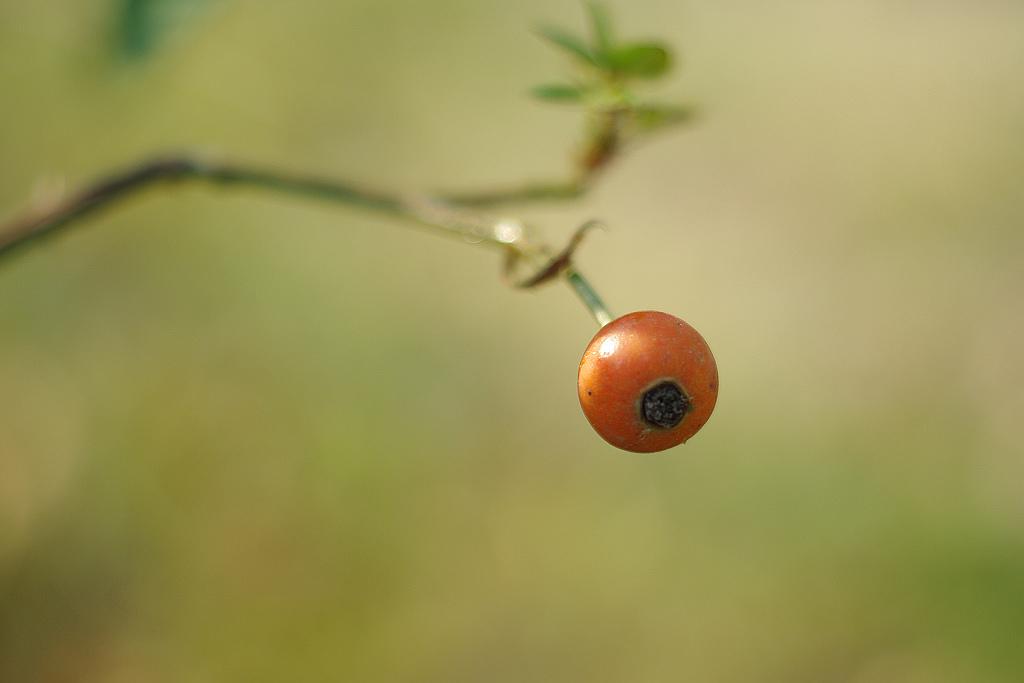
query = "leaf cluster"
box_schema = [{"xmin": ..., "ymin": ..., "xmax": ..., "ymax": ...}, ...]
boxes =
[
  {"xmin": 535, "ymin": 3, "xmax": 670, "ymax": 86},
  {"xmin": 531, "ymin": 3, "xmax": 692, "ymax": 139}
]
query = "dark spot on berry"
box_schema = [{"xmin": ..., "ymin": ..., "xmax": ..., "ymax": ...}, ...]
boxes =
[{"xmin": 641, "ymin": 382, "xmax": 689, "ymax": 429}]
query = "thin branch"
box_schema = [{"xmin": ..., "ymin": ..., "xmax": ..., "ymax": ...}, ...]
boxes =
[
  {"xmin": 0, "ymin": 157, "xmax": 406, "ymax": 257},
  {"xmin": 439, "ymin": 179, "xmax": 589, "ymax": 208},
  {"xmin": 435, "ymin": 106, "xmax": 626, "ymax": 209},
  {"xmin": 0, "ymin": 154, "xmax": 615, "ymax": 326}
]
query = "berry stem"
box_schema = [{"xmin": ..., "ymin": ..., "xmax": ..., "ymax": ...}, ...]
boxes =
[{"xmin": 565, "ymin": 268, "xmax": 614, "ymax": 326}]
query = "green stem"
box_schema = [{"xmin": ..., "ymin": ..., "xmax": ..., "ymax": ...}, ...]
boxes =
[
  {"xmin": 564, "ymin": 268, "xmax": 613, "ymax": 326},
  {"xmin": 0, "ymin": 155, "xmax": 614, "ymax": 326},
  {"xmin": 439, "ymin": 180, "xmax": 588, "ymax": 208}
]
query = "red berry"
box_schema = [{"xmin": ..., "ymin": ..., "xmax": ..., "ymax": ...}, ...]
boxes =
[{"xmin": 578, "ymin": 311, "xmax": 718, "ymax": 452}]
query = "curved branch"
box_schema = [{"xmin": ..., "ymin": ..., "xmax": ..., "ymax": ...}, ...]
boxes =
[
  {"xmin": 0, "ymin": 156, "xmax": 407, "ymax": 258},
  {"xmin": 0, "ymin": 154, "xmax": 614, "ymax": 326}
]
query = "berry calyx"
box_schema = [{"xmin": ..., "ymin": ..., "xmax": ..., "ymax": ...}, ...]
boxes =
[
  {"xmin": 578, "ymin": 311, "xmax": 718, "ymax": 452},
  {"xmin": 641, "ymin": 381, "xmax": 688, "ymax": 429}
]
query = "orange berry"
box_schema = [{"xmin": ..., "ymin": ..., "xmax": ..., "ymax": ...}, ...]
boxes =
[{"xmin": 578, "ymin": 311, "xmax": 718, "ymax": 452}]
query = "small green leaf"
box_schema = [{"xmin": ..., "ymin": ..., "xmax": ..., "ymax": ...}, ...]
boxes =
[
  {"xmin": 631, "ymin": 104, "xmax": 696, "ymax": 132},
  {"xmin": 609, "ymin": 43, "xmax": 671, "ymax": 79},
  {"xmin": 531, "ymin": 84, "xmax": 588, "ymax": 102},
  {"xmin": 535, "ymin": 26, "xmax": 598, "ymax": 67}
]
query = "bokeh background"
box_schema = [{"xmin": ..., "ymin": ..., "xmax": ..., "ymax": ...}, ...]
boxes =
[{"xmin": 2, "ymin": 1, "xmax": 1023, "ymax": 680}]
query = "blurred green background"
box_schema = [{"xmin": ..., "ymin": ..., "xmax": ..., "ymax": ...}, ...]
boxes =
[{"xmin": 2, "ymin": 1, "xmax": 1023, "ymax": 681}]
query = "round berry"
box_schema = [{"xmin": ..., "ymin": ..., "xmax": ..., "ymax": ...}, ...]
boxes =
[{"xmin": 578, "ymin": 311, "xmax": 718, "ymax": 452}]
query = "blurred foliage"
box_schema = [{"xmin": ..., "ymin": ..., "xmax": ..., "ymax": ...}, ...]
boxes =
[
  {"xmin": 2, "ymin": 1, "xmax": 1024, "ymax": 682},
  {"xmin": 536, "ymin": 2, "xmax": 670, "ymax": 80},
  {"xmin": 532, "ymin": 4, "xmax": 693, "ymax": 172},
  {"xmin": 114, "ymin": 0, "xmax": 215, "ymax": 60}
]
